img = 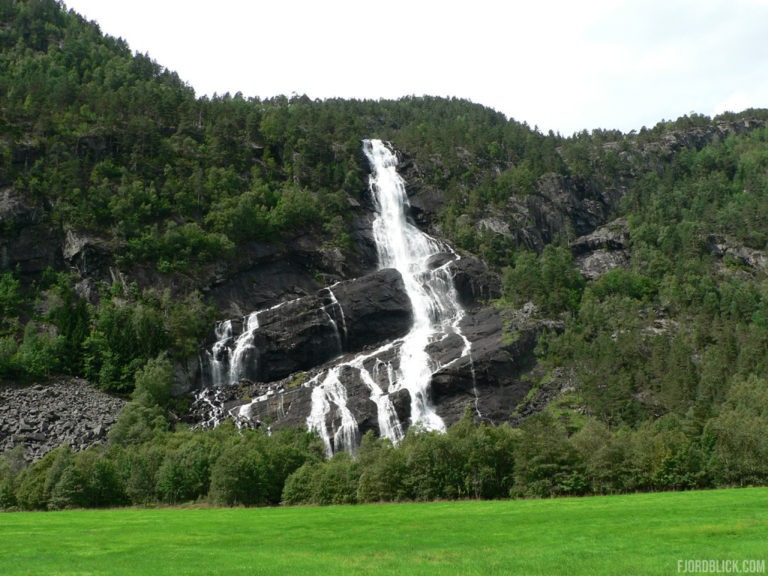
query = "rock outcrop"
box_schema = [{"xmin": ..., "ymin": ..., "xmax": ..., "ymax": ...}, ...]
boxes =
[
  {"xmin": 430, "ymin": 303, "xmax": 562, "ymax": 427},
  {"xmin": 195, "ymin": 268, "xmax": 413, "ymax": 391},
  {"xmin": 501, "ymin": 174, "xmax": 627, "ymax": 252},
  {"xmin": 328, "ymin": 267, "xmax": 415, "ymax": 350},
  {"xmin": 709, "ymin": 236, "xmax": 768, "ymax": 274},
  {"xmin": 62, "ymin": 229, "xmax": 115, "ymax": 280},
  {"xmin": 244, "ymin": 267, "xmax": 413, "ymax": 383},
  {"xmin": 448, "ymin": 255, "xmax": 502, "ymax": 307},
  {"xmin": 190, "ymin": 300, "xmax": 563, "ymax": 437},
  {"xmin": 201, "ymin": 215, "xmax": 378, "ymax": 319},
  {"xmin": 0, "ymin": 187, "xmax": 62, "ymax": 273},
  {"xmin": 570, "ymin": 218, "xmax": 631, "ymax": 280}
]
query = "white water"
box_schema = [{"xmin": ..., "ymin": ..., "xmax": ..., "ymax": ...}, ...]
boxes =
[
  {"xmin": 305, "ymin": 140, "xmax": 474, "ymax": 452},
  {"xmin": 204, "ymin": 299, "xmax": 305, "ymax": 389},
  {"xmin": 200, "ymin": 139, "xmax": 474, "ymax": 454},
  {"xmin": 229, "ymin": 311, "xmax": 260, "ymax": 385},
  {"xmin": 209, "ymin": 320, "xmax": 232, "ymax": 388},
  {"xmin": 353, "ymin": 350, "xmax": 404, "ymax": 443},
  {"xmin": 323, "ymin": 286, "xmax": 348, "ymax": 345},
  {"xmin": 364, "ymin": 138, "xmax": 469, "ymax": 432}
]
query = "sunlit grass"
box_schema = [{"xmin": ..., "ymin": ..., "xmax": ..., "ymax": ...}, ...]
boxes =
[{"xmin": 1, "ymin": 488, "xmax": 766, "ymax": 575}]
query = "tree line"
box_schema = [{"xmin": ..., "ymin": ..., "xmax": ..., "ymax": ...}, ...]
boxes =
[{"xmin": 1, "ymin": 369, "xmax": 764, "ymax": 510}]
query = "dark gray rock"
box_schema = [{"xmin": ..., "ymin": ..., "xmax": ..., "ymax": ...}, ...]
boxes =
[
  {"xmin": 228, "ymin": 383, "xmax": 313, "ymax": 432},
  {"xmin": 197, "ymin": 299, "xmax": 563, "ymax": 439},
  {"xmin": 395, "ymin": 156, "xmax": 446, "ymax": 228},
  {"xmin": 408, "ymin": 186, "xmax": 445, "ymax": 228},
  {"xmin": 202, "ymin": 214, "xmax": 379, "ymax": 320},
  {"xmin": 448, "ymin": 256, "xmax": 502, "ymax": 307},
  {"xmin": 338, "ymin": 370, "xmax": 379, "ymax": 437},
  {"xmin": 0, "ymin": 187, "xmax": 62, "ymax": 273},
  {"xmin": 197, "ymin": 268, "xmax": 413, "ymax": 388},
  {"xmin": 0, "ymin": 378, "xmax": 127, "ymax": 462},
  {"xmin": 329, "ymin": 268, "xmax": 414, "ymax": 352},
  {"xmin": 525, "ymin": 174, "xmax": 623, "ymax": 248},
  {"xmin": 250, "ymin": 297, "xmax": 347, "ymax": 383},
  {"xmin": 431, "ymin": 304, "xmax": 562, "ymax": 427}
]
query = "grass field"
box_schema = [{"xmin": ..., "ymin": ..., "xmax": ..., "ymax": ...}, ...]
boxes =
[{"xmin": 1, "ymin": 488, "xmax": 766, "ymax": 575}]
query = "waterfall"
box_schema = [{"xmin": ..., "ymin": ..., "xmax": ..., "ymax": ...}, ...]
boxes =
[
  {"xmin": 320, "ymin": 286, "xmax": 347, "ymax": 352},
  {"xmin": 363, "ymin": 138, "xmax": 468, "ymax": 432},
  {"xmin": 229, "ymin": 311, "xmax": 260, "ymax": 385},
  {"xmin": 209, "ymin": 320, "xmax": 232, "ymax": 388},
  {"xmin": 199, "ymin": 139, "xmax": 474, "ymax": 455},
  {"xmin": 306, "ymin": 139, "xmax": 473, "ymax": 451}
]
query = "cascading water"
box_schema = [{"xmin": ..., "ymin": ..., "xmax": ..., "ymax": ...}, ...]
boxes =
[
  {"xmin": 209, "ymin": 320, "xmax": 232, "ymax": 388},
  {"xmin": 306, "ymin": 139, "xmax": 473, "ymax": 453},
  {"xmin": 204, "ymin": 299, "xmax": 303, "ymax": 389},
  {"xmin": 198, "ymin": 139, "xmax": 474, "ymax": 456},
  {"xmin": 364, "ymin": 138, "xmax": 462, "ymax": 432},
  {"xmin": 229, "ymin": 311, "xmax": 260, "ymax": 385}
]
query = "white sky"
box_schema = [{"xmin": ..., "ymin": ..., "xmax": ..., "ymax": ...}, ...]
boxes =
[{"xmin": 63, "ymin": 0, "xmax": 768, "ymax": 136}]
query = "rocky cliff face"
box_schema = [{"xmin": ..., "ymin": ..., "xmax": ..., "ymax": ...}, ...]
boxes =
[
  {"xmin": 0, "ymin": 187, "xmax": 62, "ymax": 274},
  {"xmin": 7, "ymin": 119, "xmax": 766, "ymax": 460},
  {"xmin": 184, "ymin": 142, "xmax": 554, "ymax": 448},
  {"xmin": 186, "ymin": 236, "xmax": 560, "ymax": 441},
  {"xmin": 188, "ymin": 259, "xmax": 558, "ymax": 438},
  {"xmin": 195, "ymin": 267, "xmax": 414, "ymax": 390}
]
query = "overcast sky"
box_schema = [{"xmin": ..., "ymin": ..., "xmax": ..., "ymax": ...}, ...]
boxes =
[{"xmin": 63, "ymin": 0, "xmax": 768, "ymax": 136}]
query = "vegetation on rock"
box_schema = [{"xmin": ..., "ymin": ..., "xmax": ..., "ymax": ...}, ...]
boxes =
[{"xmin": 2, "ymin": 0, "xmax": 768, "ymax": 508}]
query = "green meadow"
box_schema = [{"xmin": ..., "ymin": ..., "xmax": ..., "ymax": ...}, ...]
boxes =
[{"xmin": 1, "ymin": 488, "xmax": 766, "ymax": 576}]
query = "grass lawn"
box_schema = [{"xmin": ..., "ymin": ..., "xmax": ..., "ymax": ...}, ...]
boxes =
[{"xmin": 1, "ymin": 488, "xmax": 766, "ymax": 575}]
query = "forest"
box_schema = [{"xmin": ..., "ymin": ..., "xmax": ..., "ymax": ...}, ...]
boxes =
[{"xmin": 1, "ymin": 0, "xmax": 768, "ymax": 509}]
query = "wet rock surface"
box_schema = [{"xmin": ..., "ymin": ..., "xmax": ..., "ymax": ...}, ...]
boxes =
[
  {"xmin": 193, "ymin": 300, "xmax": 562, "ymax": 436},
  {"xmin": 195, "ymin": 268, "xmax": 414, "ymax": 389},
  {"xmin": 431, "ymin": 303, "xmax": 562, "ymax": 427},
  {"xmin": 328, "ymin": 268, "xmax": 414, "ymax": 351}
]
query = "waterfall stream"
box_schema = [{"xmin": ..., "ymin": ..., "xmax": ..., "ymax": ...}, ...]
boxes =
[
  {"xmin": 199, "ymin": 139, "xmax": 474, "ymax": 456},
  {"xmin": 306, "ymin": 139, "xmax": 472, "ymax": 453},
  {"xmin": 364, "ymin": 138, "xmax": 462, "ymax": 432}
]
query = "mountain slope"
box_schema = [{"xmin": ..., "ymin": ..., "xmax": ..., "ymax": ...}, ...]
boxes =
[{"xmin": 0, "ymin": 0, "xmax": 767, "ymax": 501}]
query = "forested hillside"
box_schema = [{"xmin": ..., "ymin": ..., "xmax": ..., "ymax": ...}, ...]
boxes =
[{"xmin": 2, "ymin": 0, "xmax": 768, "ymax": 509}]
